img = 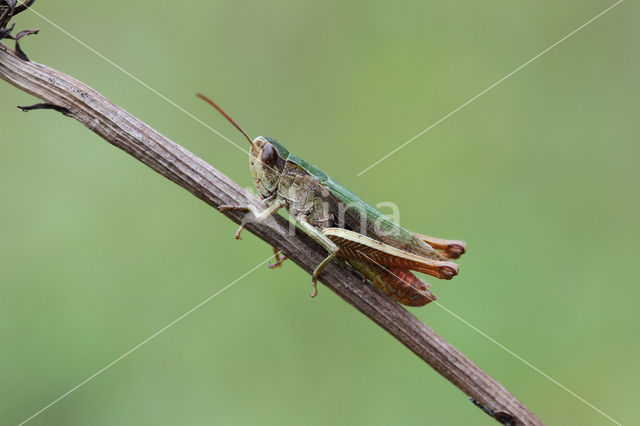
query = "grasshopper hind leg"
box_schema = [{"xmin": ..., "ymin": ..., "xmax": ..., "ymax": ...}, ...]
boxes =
[{"xmin": 413, "ymin": 233, "xmax": 467, "ymax": 260}]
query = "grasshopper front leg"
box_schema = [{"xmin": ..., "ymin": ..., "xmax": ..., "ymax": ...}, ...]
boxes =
[
  {"xmin": 219, "ymin": 199, "xmax": 286, "ymax": 239},
  {"xmin": 296, "ymin": 216, "xmax": 339, "ymax": 298}
]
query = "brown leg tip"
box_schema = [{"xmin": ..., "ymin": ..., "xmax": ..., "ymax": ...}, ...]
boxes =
[
  {"xmin": 439, "ymin": 265, "xmax": 458, "ymax": 280},
  {"xmin": 446, "ymin": 244, "xmax": 466, "ymax": 259}
]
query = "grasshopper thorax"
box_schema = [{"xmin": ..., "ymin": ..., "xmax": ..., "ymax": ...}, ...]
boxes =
[{"xmin": 250, "ymin": 136, "xmax": 288, "ymax": 199}]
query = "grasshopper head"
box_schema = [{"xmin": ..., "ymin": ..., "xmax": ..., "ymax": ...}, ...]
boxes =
[
  {"xmin": 195, "ymin": 94, "xmax": 288, "ymax": 199},
  {"xmin": 250, "ymin": 136, "xmax": 288, "ymax": 199}
]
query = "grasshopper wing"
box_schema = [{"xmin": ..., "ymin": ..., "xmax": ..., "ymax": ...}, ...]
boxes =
[
  {"xmin": 321, "ymin": 178, "xmax": 445, "ymax": 261},
  {"xmin": 322, "ymin": 228, "xmax": 458, "ymax": 280}
]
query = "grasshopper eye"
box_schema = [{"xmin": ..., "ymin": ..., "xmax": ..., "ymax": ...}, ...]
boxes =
[{"xmin": 261, "ymin": 142, "xmax": 278, "ymax": 168}]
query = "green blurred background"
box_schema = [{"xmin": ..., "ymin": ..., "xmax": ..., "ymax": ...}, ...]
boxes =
[{"xmin": 1, "ymin": 1, "xmax": 638, "ymax": 425}]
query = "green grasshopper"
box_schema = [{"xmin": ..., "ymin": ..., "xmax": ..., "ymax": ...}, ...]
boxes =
[{"xmin": 198, "ymin": 94, "xmax": 466, "ymax": 306}]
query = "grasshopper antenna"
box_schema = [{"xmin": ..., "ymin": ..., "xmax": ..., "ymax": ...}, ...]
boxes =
[{"xmin": 196, "ymin": 93, "xmax": 255, "ymax": 148}]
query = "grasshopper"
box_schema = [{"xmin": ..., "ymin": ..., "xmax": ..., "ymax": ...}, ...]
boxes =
[{"xmin": 198, "ymin": 94, "xmax": 466, "ymax": 306}]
